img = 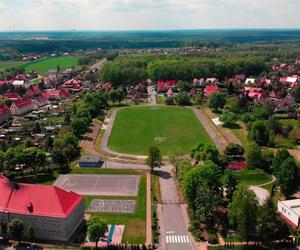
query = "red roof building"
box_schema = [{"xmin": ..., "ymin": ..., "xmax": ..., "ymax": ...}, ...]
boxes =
[
  {"xmin": 204, "ymin": 85, "xmax": 220, "ymax": 98},
  {"xmin": 0, "ymin": 175, "xmax": 84, "ymax": 242},
  {"xmin": 0, "ymin": 93, "xmax": 20, "ymax": 100},
  {"xmin": 10, "ymin": 98, "xmax": 34, "ymax": 116},
  {"xmin": 157, "ymin": 80, "xmax": 176, "ymax": 93},
  {"xmin": 0, "ymin": 104, "xmax": 11, "ymax": 125},
  {"xmin": 42, "ymin": 89, "xmax": 69, "ymax": 100},
  {"xmin": 102, "ymin": 82, "xmax": 113, "ymax": 91}
]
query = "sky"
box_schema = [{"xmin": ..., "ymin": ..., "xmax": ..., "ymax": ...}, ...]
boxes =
[{"xmin": 0, "ymin": 0, "xmax": 300, "ymax": 31}]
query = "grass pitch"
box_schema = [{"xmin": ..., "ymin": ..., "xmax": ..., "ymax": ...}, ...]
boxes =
[
  {"xmin": 24, "ymin": 56, "xmax": 80, "ymax": 73},
  {"xmin": 108, "ymin": 106, "xmax": 213, "ymax": 155}
]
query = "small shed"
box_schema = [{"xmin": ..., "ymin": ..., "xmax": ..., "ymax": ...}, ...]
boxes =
[{"xmin": 79, "ymin": 155, "xmax": 103, "ymax": 168}]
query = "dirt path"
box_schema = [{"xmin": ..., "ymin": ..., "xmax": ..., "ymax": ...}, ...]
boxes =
[{"xmin": 90, "ymin": 58, "xmax": 107, "ymax": 70}]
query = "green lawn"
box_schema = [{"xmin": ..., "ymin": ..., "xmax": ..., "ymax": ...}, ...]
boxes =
[
  {"xmin": 108, "ymin": 106, "xmax": 213, "ymax": 155},
  {"xmin": 233, "ymin": 169, "xmax": 272, "ymax": 186},
  {"xmin": 0, "ymin": 61, "xmax": 25, "ymax": 70},
  {"xmin": 23, "ymin": 56, "xmax": 80, "ymax": 73},
  {"xmin": 86, "ymin": 174, "xmax": 147, "ymax": 244},
  {"xmin": 70, "ymin": 168, "xmax": 139, "ymax": 175}
]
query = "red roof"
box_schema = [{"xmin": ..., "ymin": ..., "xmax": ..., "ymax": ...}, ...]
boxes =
[
  {"xmin": 227, "ymin": 161, "xmax": 247, "ymax": 170},
  {"xmin": 157, "ymin": 80, "xmax": 176, "ymax": 92},
  {"xmin": 0, "ymin": 104, "xmax": 10, "ymax": 115},
  {"xmin": 42, "ymin": 89, "xmax": 69, "ymax": 99},
  {"xmin": 205, "ymin": 85, "xmax": 219, "ymax": 97},
  {"xmin": 0, "ymin": 175, "xmax": 82, "ymax": 218},
  {"xmin": 102, "ymin": 82, "xmax": 113, "ymax": 90},
  {"xmin": 1, "ymin": 93, "xmax": 20, "ymax": 100},
  {"xmin": 12, "ymin": 98, "xmax": 32, "ymax": 108}
]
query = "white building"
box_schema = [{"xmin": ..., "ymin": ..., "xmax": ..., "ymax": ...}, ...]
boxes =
[{"xmin": 277, "ymin": 199, "xmax": 300, "ymax": 228}]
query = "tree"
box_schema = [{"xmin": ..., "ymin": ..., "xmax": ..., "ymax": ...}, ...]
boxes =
[
  {"xmin": 245, "ymin": 142, "xmax": 262, "ymax": 169},
  {"xmin": 71, "ymin": 117, "xmax": 89, "ymax": 137},
  {"xmin": 176, "ymin": 92, "xmax": 191, "ymax": 106},
  {"xmin": 222, "ymin": 171, "xmax": 238, "ymax": 201},
  {"xmin": 272, "ymin": 149, "xmax": 291, "ymax": 175},
  {"xmin": 258, "ymin": 197, "xmax": 290, "ymax": 246},
  {"xmin": 165, "ymin": 96, "xmax": 175, "ymax": 105},
  {"xmin": 223, "ymin": 143, "xmax": 244, "ymax": 163},
  {"xmin": 191, "ymin": 143, "xmax": 219, "ymax": 164},
  {"xmin": 87, "ymin": 216, "xmax": 107, "ymax": 248},
  {"xmin": 64, "ymin": 113, "xmax": 71, "ymax": 125},
  {"xmin": 291, "ymin": 85, "xmax": 300, "ymax": 102},
  {"xmin": 27, "ymin": 226, "xmax": 34, "ymax": 241},
  {"xmin": 228, "ymin": 186, "xmax": 258, "ymax": 244},
  {"xmin": 109, "ymin": 89, "xmax": 119, "ymax": 105},
  {"xmin": 209, "ymin": 93, "xmax": 226, "ymax": 112},
  {"xmin": 220, "ymin": 111, "xmax": 238, "ymax": 127},
  {"xmin": 8, "ymin": 219, "xmax": 24, "ymax": 244},
  {"xmin": 146, "ymin": 146, "xmax": 162, "ymax": 173},
  {"xmin": 249, "ymin": 120, "xmax": 270, "ymax": 146},
  {"xmin": 277, "ymin": 157, "xmax": 298, "ymax": 195}
]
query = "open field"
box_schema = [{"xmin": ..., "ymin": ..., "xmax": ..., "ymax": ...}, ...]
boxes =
[
  {"xmin": 108, "ymin": 106, "xmax": 213, "ymax": 155},
  {"xmin": 23, "ymin": 56, "xmax": 80, "ymax": 73},
  {"xmin": 0, "ymin": 60, "xmax": 25, "ymax": 70},
  {"xmin": 234, "ymin": 169, "xmax": 272, "ymax": 186}
]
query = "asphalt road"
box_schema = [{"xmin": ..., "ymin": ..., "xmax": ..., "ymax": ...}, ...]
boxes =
[
  {"xmin": 158, "ymin": 165, "xmax": 195, "ymax": 250},
  {"xmin": 147, "ymin": 85, "xmax": 157, "ymax": 105}
]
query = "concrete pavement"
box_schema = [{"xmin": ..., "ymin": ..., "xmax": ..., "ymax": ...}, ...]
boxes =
[{"xmin": 157, "ymin": 165, "xmax": 195, "ymax": 250}]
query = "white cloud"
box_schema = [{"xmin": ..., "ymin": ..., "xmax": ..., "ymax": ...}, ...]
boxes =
[{"xmin": 0, "ymin": 0, "xmax": 299, "ymax": 30}]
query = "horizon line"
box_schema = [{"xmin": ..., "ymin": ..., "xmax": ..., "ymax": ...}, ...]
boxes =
[{"xmin": 1, "ymin": 28, "xmax": 300, "ymax": 33}]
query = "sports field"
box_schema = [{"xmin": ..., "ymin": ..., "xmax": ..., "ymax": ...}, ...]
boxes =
[
  {"xmin": 108, "ymin": 106, "xmax": 213, "ymax": 155},
  {"xmin": 24, "ymin": 56, "xmax": 80, "ymax": 73}
]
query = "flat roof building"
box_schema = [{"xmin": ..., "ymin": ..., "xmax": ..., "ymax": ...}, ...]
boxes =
[
  {"xmin": 277, "ymin": 199, "xmax": 300, "ymax": 228},
  {"xmin": 79, "ymin": 155, "xmax": 103, "ymax": 168}
]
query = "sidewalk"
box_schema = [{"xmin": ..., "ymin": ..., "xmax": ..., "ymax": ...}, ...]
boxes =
[{"xmin": 146, "ymin": 172, "xmax": 152, "ymax": 245}]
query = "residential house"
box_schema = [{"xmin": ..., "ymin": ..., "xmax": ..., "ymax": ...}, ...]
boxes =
[
  {"xmin": 244, "ymin": 87, "xmax": 266, "ymax": 101},
  {"xmin": 32, "ymin": 96, "xmax": 50, "ymax": 109},
  {"xmin": 10, "ymin": 98, "xmax": 34, "ymax": 116},
  {"xmin": 157, "ymin": 80, "xmax": 176, "ymax": 93},
  {"xmin": 205, "ymin": 85, "xmax": 220, "ymax": 98},
  {"xmin": 102, "ymin": 82, "xmax": 113, "ymax": 91},
  {"xmin": 0, "ymin": 93, "xmax": 20, "ymax": 101},
  {"xmin": 135, "ymin": 82, "xmax": 145, "ymax": 92},
  {"xmin": 0, "ymin": 104, "xmax": 11, "ymax": 125},
  {"xmin": 42, "ymin": 89, "xmax": 69, "ymax": 101},
  {"xmin": 245, "ymin": 78, "xmax": 256, "ymax": 85},
  {"xmin": 0, "ymin": 175, "xmax": 84, "ymax": 242},
  {"xmin": 12, "ymin": 80, "xmax": 31, "ymax": 89}
]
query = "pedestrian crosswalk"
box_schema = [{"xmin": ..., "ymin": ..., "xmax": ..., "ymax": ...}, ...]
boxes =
[{"xmin": 166, "ymin": 235, "xmax": 190, "ymax": 244}]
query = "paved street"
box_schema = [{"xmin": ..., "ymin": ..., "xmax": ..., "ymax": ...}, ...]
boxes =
[
  {"xmin": 147, "ymin": 85, "xmax": 157, "ymax": 105},
  {"xmin": 158, "ymin": 165, "xmax": 195, "ymax": 250}
]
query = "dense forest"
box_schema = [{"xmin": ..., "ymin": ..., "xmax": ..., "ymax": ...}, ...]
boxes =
[{"xmin": 1, "ymin": 29, "xmax": 300, "ymax": 53}]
